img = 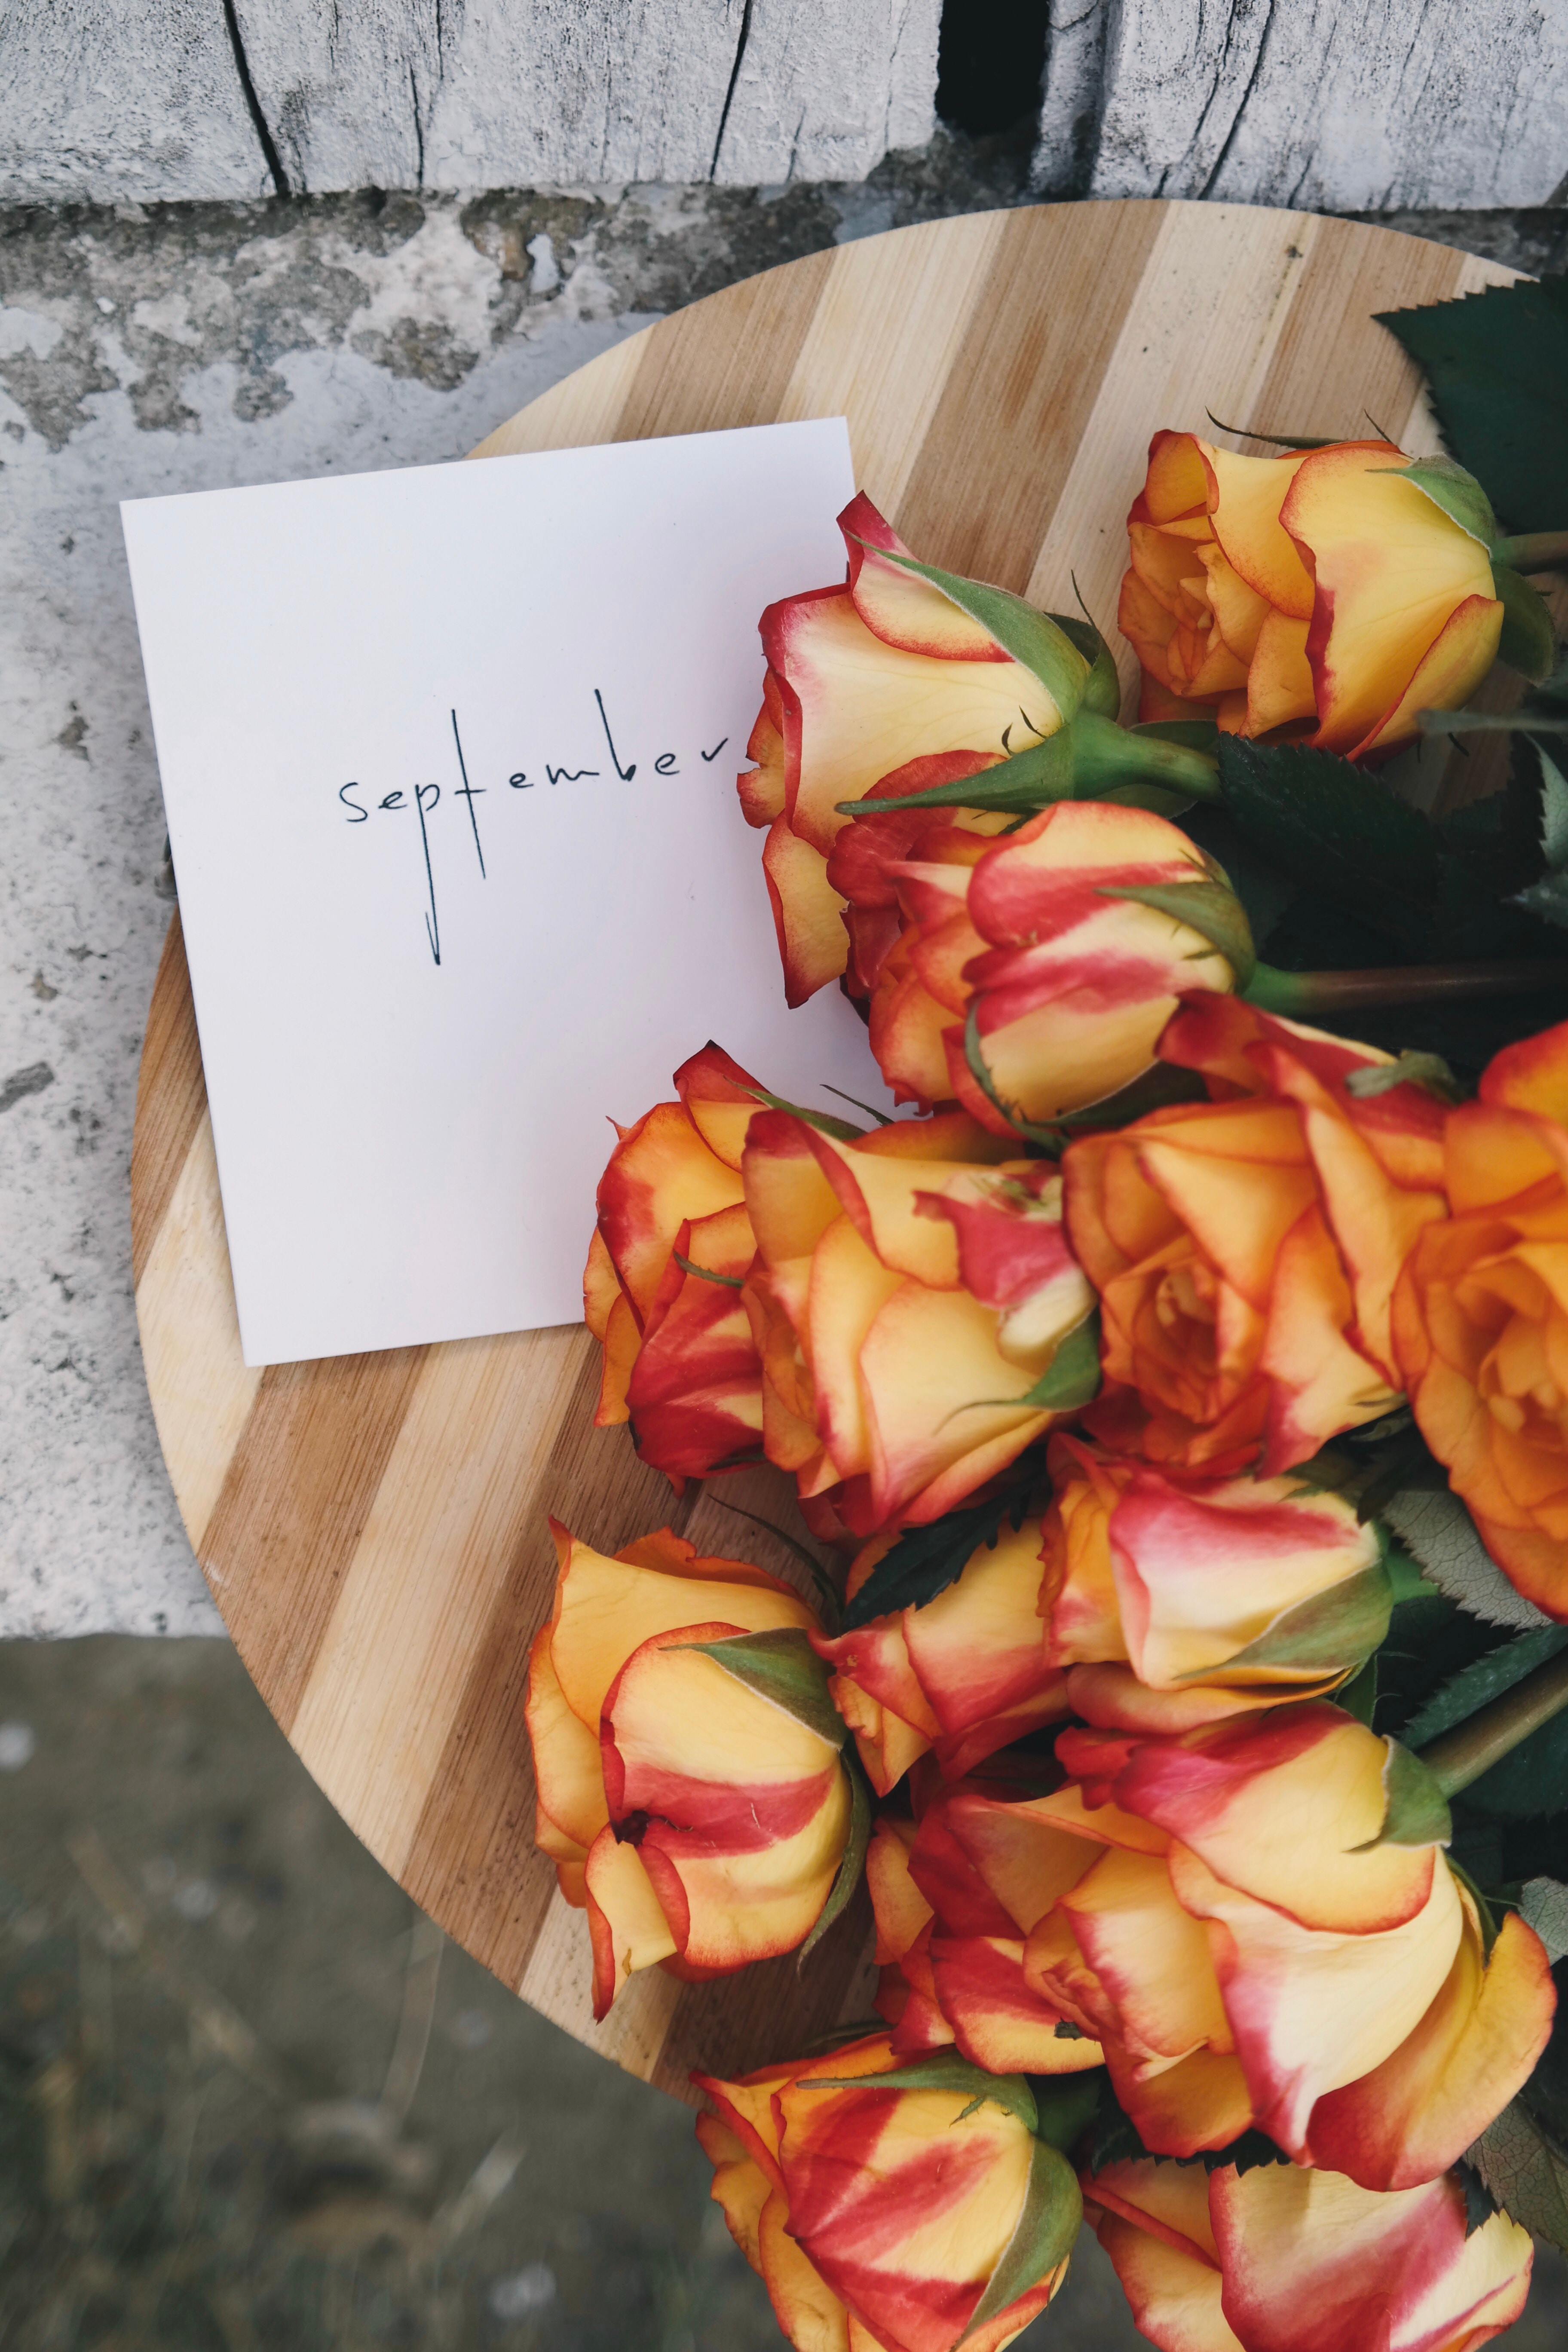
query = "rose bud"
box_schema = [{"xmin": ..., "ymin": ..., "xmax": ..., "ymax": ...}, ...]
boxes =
[
  {"xmin": 831, "ymin": 798, "xmax": 1243, "ymax": 1132},
  {"xmin": 1119, "ymin": 432, "xmax": 1503, "ymax": 759},
  {"xmin": 738, "ymin": 492, "xmax": 1089, "ymax": 1007},
  {"xmin": 1086, "ymin": 2154, "xmax": 1533, "ymax": 2352},
  {"xmin": 1065, "ymin": 995, "xmax": 1447, "ymax": 1474},
  {"xmin": 524, "ymin": 1520, "xmax": 853, "ymax": 2018},
  {"xmin": 1394, "ymin": 1018, "xmax": 1568, "ymax": 1617},
  {"xmin": 695, "ymin": 2031, "xmax": 1081, "ymax": 2352},
  {"xmin": 866, "ymin": 1789, "xmax": 1109, "ymax": 2080},
  {"xmin": 970, "ymin": 1704, "xmax": 1553, "ymax": 2189},
  {"xmin": 584, "ymin": 1042, "xmax": 767, "ymax": 1482},
  {"xmin": 1040, "ymin": 1432, "xmax": 1395, "ymax": 1733},
  {"xmin": 742, "ymin": 1109, "xmax": 1097, "ymax": 1537},
  {"xmin": 811, "ymin": 1511, "xmax": 1068, "ymax": 1793}
]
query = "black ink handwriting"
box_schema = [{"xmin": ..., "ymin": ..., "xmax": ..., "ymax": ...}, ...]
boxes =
[
  {"xmin": 594, "ymin": 688, "xmax": 636, "ymax": 781},
  {"xmin": 451, "ymin": 709, "xmax": 486, "ymax": 879}
]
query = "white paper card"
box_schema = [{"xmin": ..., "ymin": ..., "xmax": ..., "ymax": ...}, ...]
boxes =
[{"xmin": 123, "ymin": 418, "xmax": 889, "ymax": 1366}]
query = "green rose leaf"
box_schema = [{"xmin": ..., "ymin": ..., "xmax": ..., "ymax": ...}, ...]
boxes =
[
  {"xmin": 1404, "ymin": 1625, "xmax": 1568, "ymax": 1748},
  {"xmin": 1215, "ymin": 738, "xmax": 1458, "ymax": 956},
  {"xmin": 1520, "ymin": 1876, "xmax": 1568, "ymax": 1964},
  {"xmin": 1539, "ymin": 741, "xmax": 1568, "ymax": 865},
  {"xmin": 1468, "ymin": 2099, "xmax": 1568, "ymax": 2251},
  {"xmin": 681, "ymin": 1628, "xmax": 842, "ymax": 1748},
  {"xmin": 1378, "ymin": 279, "xmax": 1568, "ymax": 533},
  {"xmin": 1381, "ymin": 1491, "xmax": 1552, "ymax": 1631},
  {"xmin": 960, "ymin": 2136, "xmax": 1082, "ymax": 2344},
  {"xmin": 840, "ymin": 1478, "xmax": 1038, "ymax": 1632},
  {"xmin": 1030, "ymin": 2072, "xmax": 1102, "ymax": 2152}
]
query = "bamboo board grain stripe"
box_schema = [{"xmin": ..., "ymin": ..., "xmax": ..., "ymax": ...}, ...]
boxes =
[{"xmin": 132, "ymin": 203, "xmax": 1519, "ymax": 2104}]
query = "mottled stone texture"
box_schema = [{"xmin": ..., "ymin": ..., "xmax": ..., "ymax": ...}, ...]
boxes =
[{"xmin": 0, "ymin": 154, "xmax": 1561, "ymax": 1636}]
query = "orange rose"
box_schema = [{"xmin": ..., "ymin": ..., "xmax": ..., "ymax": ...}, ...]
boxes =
[
  {"xmin": 1087, "ymin": 2154, "xmax": 1533, "ymax": 2352},
  {"xmin": 1120, "ymin": 432, "xmax": 1503, "ymax": 759},
  {"xmin": 873, "ymin": 1706, "xmax": 1554, "ymax": 2191},
  {"xmin": 1065, "ymin": 996, "xmax": 1448, "ymax": 1473},
  {"xmin": 584, "ymin": 1042, "xmax": 765, "ymax": 1481},
  {"xmin": 1040, "ymin": 1432, "xmax": 1391, "ymax": 1732},
  {"xmin": 695, "ymin": 2032, "xmax": 1079, "ymax": 2352},
  {"xmin": 812, "ymin": 1513, "xmax": 1068, "ymax": 1794},
  {"xmin": 524, "ymin": 1522, "xmax": 851, "ymax": 2017},
  {"xmin": 1394, "ymin": 1019, "xmax": 1568, "ymax": 1617},
  {"xmin": 742, "ymin": 1110, "xmax": 1096, "ymax": 1536},
  {"xmin": 829, "ymin": 797, "xmax": 1242, "ymax": 1131}
]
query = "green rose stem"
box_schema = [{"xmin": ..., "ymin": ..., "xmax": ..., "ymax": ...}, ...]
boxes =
[
  {"xmin": 1244, "ymin": 959, "xmax": 1568, "ymax": 1016},
  {"xmin": 1492, "ymin": 530, "xmax": 1568, "ymax": 573},
  {"xmin": 1418, "ymin": 1651, "xmax": 1568, "ymax": 1799}
]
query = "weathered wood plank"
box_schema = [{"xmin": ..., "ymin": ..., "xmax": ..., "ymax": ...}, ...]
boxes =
[
  {"xmin": 0, "ymin": 0, "xmax": 938, "ymax": 204},
  {"xmin": 1034, "ymin": 0, "xmax": 1568, "ymax": 211},
  {"xmin": 0, "ymin": 0, "xmax": 269, "ymax": 204}
]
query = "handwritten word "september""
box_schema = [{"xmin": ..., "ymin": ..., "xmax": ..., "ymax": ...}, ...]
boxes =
[{"xmin": 337, "ymin": 692, "xmax": 730, "ymax": 965}]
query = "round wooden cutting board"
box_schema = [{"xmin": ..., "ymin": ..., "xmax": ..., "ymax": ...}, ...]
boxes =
[{"xmin": 132, "ymin": 199, "xmax": 1512, "ymax": 2105}]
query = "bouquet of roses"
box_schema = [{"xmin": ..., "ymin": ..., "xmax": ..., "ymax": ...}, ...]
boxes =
[{"xmin": 530, "ymin": 270, "xmax": 1568, "ymax": 2351}]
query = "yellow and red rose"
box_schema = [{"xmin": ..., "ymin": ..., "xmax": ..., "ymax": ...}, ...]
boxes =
[
  {"xmin": 742, "ymin": 1110, "xmax": 1096, "ymax": 1537},
  {"xmin": 812, "ymin": 1512, "xmax": 1068, "ymax": 1794},
  {"xmin": 867, "ymin": 1788, "xmax": 1110, "ymax": 2081},
  {"xmin": 1120, "ymin": 432, "xmax": 1503, "ymax": 759},
  {"xmin": 584, "ymin": 1041, "xmax": 766, "ymax": 1481},
  {"xmin": 1394, "ymin": 1017, "xmax": 1568, "ymax": 1618},
  {"xmin": 831, "ymin": 797, "xmax": 1241, "ymax": 1129},
  {"xmin": 1066, "ymin": 995, "xmax": 1448, "ymax": 1474},
  {"xmin": 1087, "ymin": 2153, "xmax": 1533, "ymax": 2352},
  {"xmin": 1041, "ymin": 1431, "xmax": 1391, "ymax": 1732},
  {"xmin": 524, "ymin": 1521, "xmax": 850, "ymax": 2017},
  {"xmin": 696, "ymin": 2031, "xmax": 1078, "ymax": 2352},
  {"xmin": 738, "ymin": 493, "xmax": 1081, "ymax": 1006},
  {"xmin": 870, "ymin": 1706, "xmax": 1553, "ymax": 2189}
]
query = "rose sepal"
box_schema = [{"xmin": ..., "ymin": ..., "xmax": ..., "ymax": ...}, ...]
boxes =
[
  {"xmin": 679, "ymin": 1626, "xmax": 843, "ymax": 1746},
  {"xmin": 842, "ymin": 534, "xmax": 1091, "ymax": 720},
  {"xmin": 798, "ymin": 1743, "xmax": 873, "ymax": 1962},
  {"xmin": 959, "ymin": 2134, "xmax": 1082, "ymax": 2344}
]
